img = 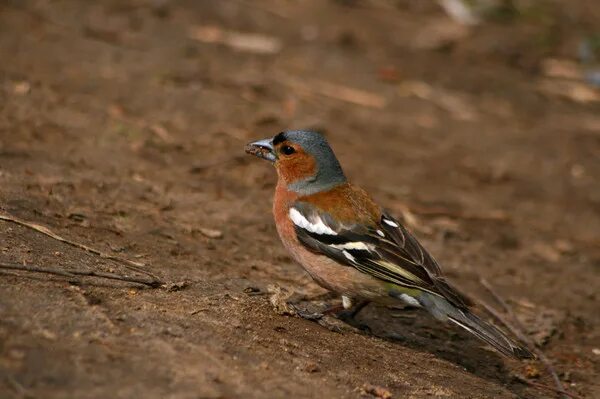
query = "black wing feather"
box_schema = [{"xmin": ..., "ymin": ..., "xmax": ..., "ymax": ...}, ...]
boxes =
[{"xmin": 292, "ymin": 202, "xmax": 471, "ymax": 307}]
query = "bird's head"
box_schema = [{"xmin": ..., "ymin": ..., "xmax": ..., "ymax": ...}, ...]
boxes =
[{"xmin": 245, "ymin": 130, "xmax": 347, "ymax": 195}]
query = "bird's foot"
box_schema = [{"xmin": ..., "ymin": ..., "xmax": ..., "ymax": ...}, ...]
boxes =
[
  {"xmin": 284, "ymin": 298, "xmax": 371, "ymax": 334},
  {"xmin": 285, "ymin": 303, "xmax": 353, "ymax": 333},
  {"xmin": 268, "ymin": 286, "xmax": 372, "ymax": 333},
  {"xmin": 328, "ymin": 299, "xmax": 372, "ymax": 332},
  {"xmin": 288, "ymin": 303, "xmax": 324, "ymax": 321}
]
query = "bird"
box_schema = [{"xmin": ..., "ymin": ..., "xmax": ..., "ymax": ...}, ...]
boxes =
[{"xmin": 245, "ymin": 130, "xmax": 532, "ymax": 359}]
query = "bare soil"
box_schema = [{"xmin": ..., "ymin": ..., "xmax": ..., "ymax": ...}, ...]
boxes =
[{"xmin": 1, "ymin": 1, "xmax": 599, "ymax": 398}]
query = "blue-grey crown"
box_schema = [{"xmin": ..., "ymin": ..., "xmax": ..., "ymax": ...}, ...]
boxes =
[{"xmin": 278, "ymin": 130, "xmax": 347, "ymax": 195}]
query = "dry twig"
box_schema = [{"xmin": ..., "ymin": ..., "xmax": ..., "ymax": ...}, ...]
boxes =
[
  {"xmin": 276, "ymin": 75, "xmax": 387, "ymax": 109},
  {"xmin": 513, "ymin": 376, "xmax": 584, "ymax": 399},
  {"xmin": 189, "ymin": 25, "xmax": 282, "ymax": 55},
  {"xmin": 479, "ymin": 278, "xmax": 572, "ymax": 399},
  {"xmin": 0, "ymin": 262, "xmax": 160, "ymax": 288},
  {"xmin": 4, "ymin": 373, "xmax": 31, "ymax": 399},
  {"xmin": 0, "ymin": 212, "xmax": 162, "ymax": 285},
  {"xmin": 406, "ymin": 204, "xmax": 509, "ymax": 222}
]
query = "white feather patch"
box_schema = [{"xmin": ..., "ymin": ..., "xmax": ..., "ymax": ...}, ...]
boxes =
[
  {"xmin": 376, "ymin": 229, "xmax": 385, "ymax": 237},
  {"xmin": 342, "ymin": 250, "xmax": 355, "ymax": 262},
  {"xmin": 342, "ymin": 295, "xmax": 353, "ymax": 309},
  {"xmin": 289, "ymin": 208, "xmax": 337, "ymax": 235},
  {"xmin": 331, "ymin": 242, "xmax": 370, "ymax": 251},
  {"xmin": 398, "ymin": 293, "xmax": 421, "ymax": 307},
  {"xmin": 382, "ymin": 218, "xmax": 399, "ymax": 228}
]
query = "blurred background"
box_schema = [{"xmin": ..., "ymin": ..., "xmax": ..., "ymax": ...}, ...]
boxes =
[{"xmin": 1, "ymin": 1, "xmax": 599, "ymax": 398}]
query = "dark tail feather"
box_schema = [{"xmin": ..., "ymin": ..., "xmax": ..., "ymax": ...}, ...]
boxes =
[
  {"xmin": 447, "ymin": 311, "xmax": 533, "ymax": 359},
  {"xmin": 420, "ymin": 293, "xmax": 533, "ymax": 359}
]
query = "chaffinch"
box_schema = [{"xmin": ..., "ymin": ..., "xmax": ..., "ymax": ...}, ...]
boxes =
[{"xmin": 246, "ymin": 130, "xmax": 531, "ymax": 359}]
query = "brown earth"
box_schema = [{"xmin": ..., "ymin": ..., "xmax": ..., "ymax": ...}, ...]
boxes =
[{"xmin": 1, "ymin": 1, "xmax": 599, "ymax": 398}]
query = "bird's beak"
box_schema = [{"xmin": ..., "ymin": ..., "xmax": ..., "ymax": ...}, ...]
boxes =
[{"xmin": 245, "ymin": 138, "xmax": 276, "ymax": 163}]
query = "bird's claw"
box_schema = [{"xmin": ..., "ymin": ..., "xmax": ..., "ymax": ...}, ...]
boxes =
[
  {"xmin": 284, "ymin": 298, "xmax": 373, "ymax": 334},
  {"xmin": 288, "ymin": 303, "xmax": 324, "ymax": 320}
]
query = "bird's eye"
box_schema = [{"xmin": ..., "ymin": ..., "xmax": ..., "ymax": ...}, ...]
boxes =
[{"xmin": 281, "ymin": 145, "xmax": 295, "ymax": 155}]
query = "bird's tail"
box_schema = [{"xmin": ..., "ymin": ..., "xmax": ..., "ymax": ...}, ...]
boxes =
[{"xmin": 419, "ymin": 293, "xmax": 533, "ymax": 359}]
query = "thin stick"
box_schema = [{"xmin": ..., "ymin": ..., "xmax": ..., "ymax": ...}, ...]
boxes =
[
  {"xmin": 405, "ymin": 204, "xmax": 509, "ymax": 222},
  {"xmin": 513, "ymin": 376, "xmax": 584, "ymax": 399},
  {"xmin": 479, "ymin": 278, "xmax": 570, "ymax": 399},
  {"xmin": 275, "ymin": 74, "xmax": 387, "ymax": 109},
  {"xmin": 4, "ymin": 373, "xmax": 31, "ymax": 399},
  {"xmin": 0, "ymin": 262, "xmax": 161, "ymax": 288},
  {"xmin": 0, "ymin": 212, "xmax": 162, "ymax": 284}
]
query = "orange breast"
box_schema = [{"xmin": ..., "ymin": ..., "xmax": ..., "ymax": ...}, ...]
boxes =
[
  {"xmin": 299, "ymin": 183, "xmax": 382, "ymax": 225},
  {"xmin": 272, "ymin": 181, "xmax": 388, "ymax": 297}
]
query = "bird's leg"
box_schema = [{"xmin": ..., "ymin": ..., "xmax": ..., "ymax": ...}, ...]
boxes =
[
  {"xmin": 322, "ymin": 302, "xmax": 345, "ymax": 315},
  {"xmin": 289, "ymin": 294, "xmax": 372, "ymax": 333},
  {"xmin": 286, "ymin": 291, "xmax": 341, "ymax": 321},
  {"xmin": 290, "ymin": 294, "xmax": 370, "ymax": 323},
  {"xmin": 319, "ymin": 296, "xmax": 371, "ymax": 333},
  {"xmin": 333, "ymin": 296, "xmax": 370, "ymax": 322}
]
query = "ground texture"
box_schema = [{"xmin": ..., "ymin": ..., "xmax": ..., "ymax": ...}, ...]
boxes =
[{"xmin": 1, "ymin": 1, "xmax": 599, "ymax": 398}]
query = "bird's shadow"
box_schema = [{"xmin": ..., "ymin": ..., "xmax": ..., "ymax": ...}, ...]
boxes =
[{"xmin": 294, "ymin": 299, "xmax": 531, "ymax": 397}]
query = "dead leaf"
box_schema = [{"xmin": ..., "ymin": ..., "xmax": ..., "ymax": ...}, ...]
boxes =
[
  {"xmin": 268, "ymin": 284, "xmax": 297, "ymax": 316},
  {"xmin": 413, "ymin": 17, "xmax": 470, "ymax": 50},
  {"xmin": 12, "ymin": 81, "xmax": 31, "ymax": 95},
  {"xmin": 523, "ymin": 364, "xmax": 541, "ymax": 379},
  {"xmin": 303, "ymin": 362, "xmax": 320, "ymax": 373},
  {"xmin": 149, "ymin": 124, "xmax": 174, "ymax": 143},
  {"xmin": 537, "ymin": 79, "xmax": 600, "ymax": 103},
  {"xmin": 377, "ymin": 66, "xmax": 401, "ymax": 83},
  {"xmin": 513, "ymin": 300, "xmax": 565, "ymax": 346},
  {"xmin": 189, "ymin": 25, "xmax": 282, "ymax": 55},
  {"xmin": 360, "ymin": 383, "xmax": 392, "ymax": 399},
  {"xmin": 398, "ymin": 80, "xmax": 477, "ymax": 121},
  {"xmin": 579, "ymin": 116, "xmax": 600, "ymax": 132},
  {"xmin": 277, "ymin": 75, "xmax": 386, "ymax": 108},
  {"xmin": 554, "ymin": 239, "xmax": 574, "ymax": 254},
  {"xmin": 318, "ymin": 80, "xmax": 387, "ymax": 108},
  {"xmin": 531, "ymin": 241, "xmax": 561, "ymax": 263},
  {"xmin": 541, "ymin": 58, "xmax": 582, "ymax": 80},
  {"xmin": 197, "ymin": 227, "xmax": 223, "ymax": 239}
]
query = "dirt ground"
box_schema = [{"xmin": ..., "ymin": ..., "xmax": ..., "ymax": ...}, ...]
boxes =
[{"xmin": 1, "ymin": 1, "xmax": 599, "ymax": 398}]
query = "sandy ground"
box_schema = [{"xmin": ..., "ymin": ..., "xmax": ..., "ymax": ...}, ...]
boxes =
[{"xmin": 1, "ymin": 1, "xmax": 599, "ymax": 398}]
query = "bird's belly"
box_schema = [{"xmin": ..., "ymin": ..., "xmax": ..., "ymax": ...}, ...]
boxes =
[{"xmin": 272, "ymin": 190, "xmax": 388, "ymax": 300}]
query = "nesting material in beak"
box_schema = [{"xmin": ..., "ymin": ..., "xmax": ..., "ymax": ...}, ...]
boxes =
[{"xmin": 245, "ymin": 138, "xmax": 276, "ymax": 162}]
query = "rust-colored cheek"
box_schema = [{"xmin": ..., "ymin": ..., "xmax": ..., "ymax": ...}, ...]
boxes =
[{"xmin": 275, "ymin": 151, "xmax": 317, "ymax": 185}]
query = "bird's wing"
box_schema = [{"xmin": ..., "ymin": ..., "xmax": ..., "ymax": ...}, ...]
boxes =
[{"xmin": 290, "ymin": 201, "xmax": 471, "ymax": 308}]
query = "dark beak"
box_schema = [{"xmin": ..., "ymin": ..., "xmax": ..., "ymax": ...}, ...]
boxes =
[{"xmin": 245, "ymin": 138, "xmax": 276, "ymax": 162}]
